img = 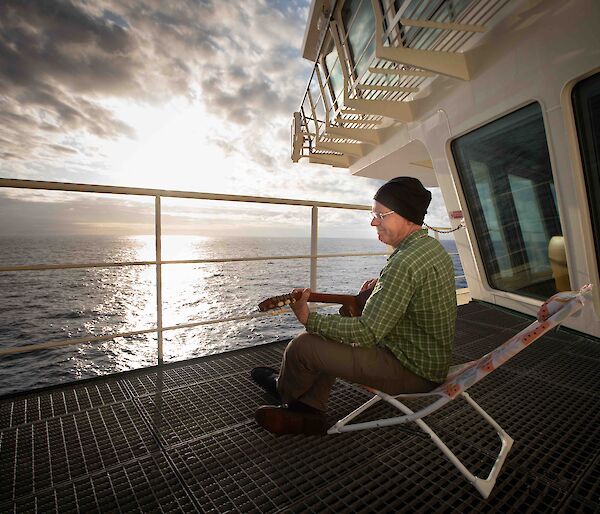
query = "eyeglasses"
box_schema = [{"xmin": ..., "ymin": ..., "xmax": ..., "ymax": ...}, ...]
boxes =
[{"xmin": 370, "ymin": 210, "xmax": 395, "ymax": 221}]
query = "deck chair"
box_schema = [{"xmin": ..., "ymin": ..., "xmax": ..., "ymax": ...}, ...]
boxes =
[{"xmin": 327, "ymin": 284, "xmax": 593, "ymax": 499}]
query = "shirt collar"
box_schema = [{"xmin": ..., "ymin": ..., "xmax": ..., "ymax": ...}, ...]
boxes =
[{"xmin": 389, "ymin": 229, "xmax": 428, "ymax": 259}]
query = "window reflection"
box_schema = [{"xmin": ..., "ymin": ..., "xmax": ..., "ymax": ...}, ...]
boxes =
[
  {"xmin": 452, "ymin": 103, "xmax": 565, "ymax": 299},
  {"xmin": 572, "ymin": 72, "xmax": 600, "ymax": 279},
  {"xmin": 323, "ymin": 37, "xmax": 344, "ymax": 110},
  {"xmin": 341, "ymin": 0, "xmax": 376, "ymax": 82}
]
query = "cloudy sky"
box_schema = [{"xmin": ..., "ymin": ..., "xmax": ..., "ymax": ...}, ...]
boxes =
[{"xmin": 0, "ymin": 0, "xmax": 448, "ymax": 238}]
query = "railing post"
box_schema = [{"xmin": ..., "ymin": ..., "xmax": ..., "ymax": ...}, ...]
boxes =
[
  {"xmin": 310, "ymin": 206, "xmax": 318, "ymax": 293},
  {"xmin": 155, "ymin": 196, "xmax": 164, "ymax": 365}
]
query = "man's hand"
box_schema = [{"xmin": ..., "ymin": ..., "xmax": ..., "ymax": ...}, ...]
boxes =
[
  {"xmin": 360, "ymin": 279, "xmax": 377, "ymax": 292},
  {"xmin": 290, "ymin": 288, "xmax": 311, "ymax": 326}
]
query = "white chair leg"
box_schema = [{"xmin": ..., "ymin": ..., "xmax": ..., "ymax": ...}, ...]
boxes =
[
  {"xmin": 329, "ymin": 390, "xmax": 513, "ymax": 498},
  {"xmin": 408, "ymin": 392, "xmax": 513, "ymax": 499},
  {"xmin": 459, "ymin": 392, "xmax": 514, "ymax": 498},
  {"xmin": 327, "ymin": 395, "xmax": 382, "ymax": 434}
]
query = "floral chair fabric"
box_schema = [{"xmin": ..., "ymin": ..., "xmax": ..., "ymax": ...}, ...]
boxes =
[{"xmin": 439, "ymin": 284, "xmax": 592, "ymax": 399}]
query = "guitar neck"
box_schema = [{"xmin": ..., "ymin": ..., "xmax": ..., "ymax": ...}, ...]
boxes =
[
  {"xmin": 307, "ymin": 292, "xmax": 357, "ymax": 304},
  {"xmin": 258, "ymin": 287, "xmax": 373, "ymax": 316}
]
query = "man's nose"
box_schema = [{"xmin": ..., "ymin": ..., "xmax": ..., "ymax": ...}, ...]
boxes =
[{"xmin": 371, "ymin": 217, "xmax": 379, "ymax": 227}]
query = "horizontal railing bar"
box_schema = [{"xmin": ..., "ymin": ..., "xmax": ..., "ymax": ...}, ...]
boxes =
[
  {"xmin": 0, "ymin": 261, "xmax": 158, "ymax": 272},
  {"xmin": 0, "ymin": 178, "xmax": 370, "ymax": 211},
  {"xmin": 0, "ymin": 327, "xmax": 158, "ymax": 356},
  {"xmin": 368, "ymin": 67, "xmax": 435, "ymax": 77},
  {"xmin": 160, "ymin": 252, "xmax": 389, "ymax": 264},
  {"xmin": 0, "ymin": 248, "xmax": 458, "ymax": 272},
  {"xmin": 0, "ymin": 252, "xmax": 390, "ymax": 273},
  {"xmin": 399, "ymin": 18, "xmax": 487, "ymax": 33},
  {"xmin": 161, "ymin": 311, "xmax": 283, "ymax": 332},
  {"xmin": 356, "ymin": 84, "xmax": 420, "ymax": 93},
  {"xmin": 161, "ymin": 301, "xmax": 364, "ymax": 333},
  {"xmin": 0, "ymin": 311, "xmax": 285, "ymax": 356},
  {"xmin": 0, "ymin": 281, "xmax": 469, "ymax": 357}
]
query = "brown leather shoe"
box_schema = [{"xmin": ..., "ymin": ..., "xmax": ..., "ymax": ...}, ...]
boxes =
[{"xmin": 255, "ymin": 404, "xmax": 328, "ymax": 435}]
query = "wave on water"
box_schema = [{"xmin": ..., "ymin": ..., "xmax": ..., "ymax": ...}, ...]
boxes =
[{"xmin": 0, "ymin": 235, "xmax": 465, "ymax": 396}]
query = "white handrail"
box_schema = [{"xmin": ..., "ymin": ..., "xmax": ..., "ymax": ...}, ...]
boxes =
[
  {"xmin": 0, "ymin": 178, "xmax": 460, "ymax": 362},
  {"xmin": 0, "ymin": 252, "xmax": 390, "ymax": 273},
  {"xmin": 0, "ymin": 178, "xmax": 370, "ymax": 210},
  {"xmin": 0, "ymin": 179, "xmax": 376, "ymax": 361}
]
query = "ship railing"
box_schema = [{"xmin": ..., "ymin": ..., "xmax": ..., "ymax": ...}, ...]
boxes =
[{"xmin": 0, "ymin": 178, "xmax": 462, "ymax": 365}]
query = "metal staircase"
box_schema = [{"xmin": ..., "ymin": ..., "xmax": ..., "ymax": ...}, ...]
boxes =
[{"xmin": 292, "ymin": 0, "xmax": 512, "ymax": 168}]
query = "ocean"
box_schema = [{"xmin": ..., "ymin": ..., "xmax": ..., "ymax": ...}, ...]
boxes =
[{"xmin": 0, "ymin": 235, "xmax": 465, "ymax": 396}]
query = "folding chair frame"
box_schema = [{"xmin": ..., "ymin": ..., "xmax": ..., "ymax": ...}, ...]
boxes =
[
  {"xmin": 328, "ymin": 389, "xmax": 513, "ymax": 499},
  {"xmin": 326, "ymin": 285, "xmax": 592, "ymax": 499}
]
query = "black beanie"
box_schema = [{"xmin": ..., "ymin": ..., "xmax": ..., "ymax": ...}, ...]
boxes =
[{"xmin": 373, "ymin": 177, "xmax": 431, "ymax": 225}]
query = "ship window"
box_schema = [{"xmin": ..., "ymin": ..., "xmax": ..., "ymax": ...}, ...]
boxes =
[
  {"xmin": 452, "ymin": 102, "xmax": 564, "ymax": 300},
  {"xmin": 322, "ymin": 38, "xmax": 344, "ymax": 109},
  {"xmin": 572, "ymin": 72, "xmax": 600, "ymax": 276},
  {"xmin": 341, "ymin": 0, "xmax": 375, "ymax": 82}
]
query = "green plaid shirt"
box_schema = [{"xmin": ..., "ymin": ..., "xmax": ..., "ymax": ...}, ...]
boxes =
[{"xmin": 306, "ymin": 229, "xmax": 456, "ymax": 382}]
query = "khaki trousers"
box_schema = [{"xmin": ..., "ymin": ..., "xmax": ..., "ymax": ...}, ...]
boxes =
[{"xmin": 276, "ymin": 331, "xmax": 439, "ymax": 412}]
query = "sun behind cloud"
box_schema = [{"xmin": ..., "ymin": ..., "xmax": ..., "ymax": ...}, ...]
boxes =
[{"xmin": 107, "ymin": 98, "xmax": 239, "ymax": 193}]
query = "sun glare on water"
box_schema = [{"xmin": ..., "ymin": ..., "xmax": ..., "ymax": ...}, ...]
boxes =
[{"xmin": 73, "ymin": 234, "xmax": 221, "ymax": 375}]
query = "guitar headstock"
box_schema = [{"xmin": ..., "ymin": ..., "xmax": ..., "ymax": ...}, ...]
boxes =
[{"xmin": 258, "ymin": 293, "xmax": 297, "ymax": 312}]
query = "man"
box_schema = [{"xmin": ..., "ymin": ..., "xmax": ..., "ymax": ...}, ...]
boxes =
[{"xmin": 251, "ymin": 176, "xmax": 457, "ymax": 435}]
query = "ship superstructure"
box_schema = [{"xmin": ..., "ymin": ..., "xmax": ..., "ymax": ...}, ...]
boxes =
[{"xmin": 292, "ymin": 0, "xmax": 600, "ymax": 339}]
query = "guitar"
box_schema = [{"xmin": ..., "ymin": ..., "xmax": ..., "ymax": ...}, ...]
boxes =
[{"xmin": 258, "ymin": 286, "xmax": 374, "ymax": 317}]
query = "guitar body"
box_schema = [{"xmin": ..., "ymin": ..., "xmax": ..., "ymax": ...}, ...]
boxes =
[
  {"xmin": 258, "ymin": 286, "xmax": 374, "ymax": 317},
  {"xmin": 339, "ymin": 286, "xmax": 373, "ymax": 317}
]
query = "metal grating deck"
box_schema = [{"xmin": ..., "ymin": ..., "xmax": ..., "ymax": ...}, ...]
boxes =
[{"xmin": 1, "ymin": 301, "xmax": 599, "ymax": 513}]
